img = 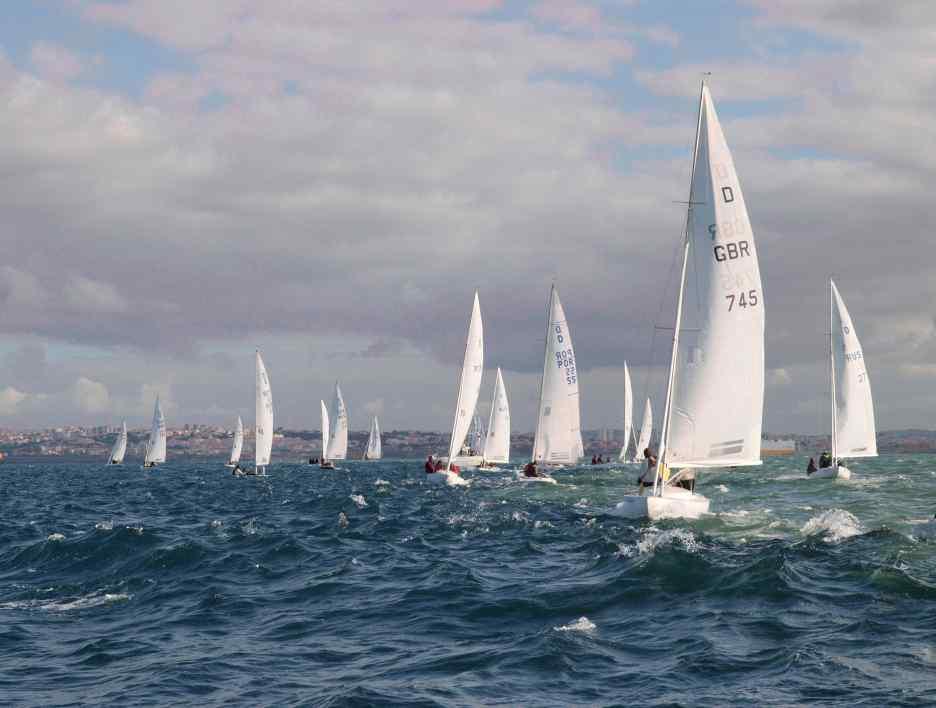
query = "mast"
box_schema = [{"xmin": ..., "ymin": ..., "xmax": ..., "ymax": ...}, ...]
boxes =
[
  {"xmin": 830, "ymin": 279, "xmax": 838, "ymax": 464},
  {"xmin": 653, "ymin": 78, "xmax": 707, "ymax": 496},
  {"xmin": 531, "ymin": 285, "xmax": 555, "ymax": 463}
]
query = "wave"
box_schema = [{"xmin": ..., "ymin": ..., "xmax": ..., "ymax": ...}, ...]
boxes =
[
  {"xmin": 801, "ymin": 509, "xmax": 862, "ymax": 543},
  {"xmin": 554, "ymin": 616, "xmax": 596, "ymax": 633}
]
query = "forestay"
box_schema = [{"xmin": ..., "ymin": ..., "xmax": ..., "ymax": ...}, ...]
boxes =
[
  {"xmin": 327, "ymin": 382, "xmax": 349, "ymax": 460},
  {"xmin": 110, "ymin": 421, "xmax": 127, "ymax": 464},
  {"xmin": 665, "ymin": 85, "xmax": 765, "ymax": 469},
  {"xmin": 446, "ymin": 292, "xmax": 484, "ymax": 468},
  {"xmin": 483, "ymin": 368, "xmax": 510, "ymax": 464},
  {"xmin": 255, "ymin": 351, "xmax": 273, "ymax": 468},
  {"xmin": 365, "ymin": 416, "xmax": 382, "ymax": 460},
  {"xmin": 145, "ymin": 397, "xmax": 167, "ymax": 465},
  {"xmin": 831, "ymin": 280, "xmax": 877, "ymax": 459},
  {"xmin": 229, "ymin": 416, "xmax": 244, "ymax": 465},
  {"xmin": 618, "ymin": 363, "xmax": 633, "ymax": 461},
  {"xmin": 532, "ymin": 286, "xmax": 584, "ymax": 464}
]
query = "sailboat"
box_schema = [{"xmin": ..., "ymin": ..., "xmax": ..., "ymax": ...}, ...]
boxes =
[
  {"xmin": 480, "ymin": 368, "xmax": 510, "ymax": 468},
  {"xmin": 626, "ymin": 398, "xmax": 653, "ymax": 463},
  {"xmin": 431, "ymin": 292, "xmax": 482, "ymax": 486},
  {"xmin": 326, "ymin": 382, "xmax": 348, "ymax": 461},
  {"xmin": 107, "ymin": 421, "xmax": 127, "ymax": 465},
  {"xmin": 319, "ymin": 400, "xmax": 334, "ymax": 469},
  {"xmin": 363, "ymin": 416, "xmax": 382, "ymax": 460},
  {"xmin": 527, "ymin": 284, "xmax": 583, "ymax": 478},
  {"xmin": 613, "ymin": 80, "xmax": 765, "ymax": 519},
  {"xmin": 142, "ymin": 397, "xmax": 166, "ymax": 468},
  {"xmin": 451, "ymin": 414, "xmax": 486, "ymax": 468},
  {"xmin": 810, "ymin": 281, "xmax": 876, "ymax": 480},
  {"xmin": 226, "ymin": 416, "xmax": 243, "ymax": 468},
  {"xmin": 617, "ymin": 364, "xmax": 634, "ymax": 462},
  {"xmin": 253, "ymin": 350, "xmax": 273, "ymax": 475}
]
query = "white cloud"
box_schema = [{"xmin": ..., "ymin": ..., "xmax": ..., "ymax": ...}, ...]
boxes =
[
  {"xmin": 64, "ymin": 276, "xmax": 129, "ymax": 314},
  {"xmin": 30, "ymin": 42, "xmax": 88, "ymax": 82},
  {"xmin": 72, "ymin": 377, "xmax": 111, "ymax": 414},
  {"xmin": 0, "ymin": 386, "xmax": 28, "ymax": 415}
]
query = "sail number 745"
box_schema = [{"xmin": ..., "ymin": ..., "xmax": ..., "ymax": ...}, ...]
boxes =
[{"xmin": 725, "ymin": 290, "xmax": 758, "ymax": 311}]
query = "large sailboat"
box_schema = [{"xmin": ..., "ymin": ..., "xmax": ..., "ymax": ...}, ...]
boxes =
[
  {"xmin": 613, "ymin": 81, "xmax": 765, "ymax": 519},
  {"xmin": 226, "ymin": 416, "xmax": 243, "ymax": 468},
  {"xmin": 253, "ymin": 351, "xmax": 273, "ymax": 475},
  {"xmin": 142, "ymin": 397, "xmax": 166, "ymax": 468},
  {"xmin": 326, "ymin": 382, "xmax": 348, "ymax": 461},
  {"xmin": 480, "ymin": 368, "xmax": 510, "ymax": 467},
  {"xmin": 107, "ymin": 421, "xmax": 127, "ymax": 465},
  {"xmin": 363, "ymin": 416, "xmax": 382, "ymax": 460},
  {"xmin": 431, "ymin": 292, "xmax": 482, "ymax": 486},
  {"xmin": 530, "ymin": 285, "xmax": 584, "ymax": 469},
  {"xmin": 810, "ymin": 281, "xmax": 876, "ymax": 479}
]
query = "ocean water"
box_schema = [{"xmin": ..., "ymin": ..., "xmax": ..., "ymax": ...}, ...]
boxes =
[{"xmin": 1, "ymin": 455, "xmax": 935, "ymax": 707}]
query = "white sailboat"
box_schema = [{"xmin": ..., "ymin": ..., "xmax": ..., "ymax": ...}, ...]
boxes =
[
  {"xmin": 480, "ymin": 367, "xmax": 510, "ymax": 467},
  {"xmin": 253, "ymin": 350, "xmax": 274, "ymax": 475},
  {"xmin": 613, "ymin": 81, "xmax": 765, "ymax": 519},
  {"xmin": 363, "ymin": 416, "xmax": 382, "ymax": 460},
  {"xmin": 617, "ymin": 364, "xmax": 634, "ymax": 462},
  {"xmin": 810, "ymin": 281, "xmax": 876, "ymax": 480},
  {"xmin": 226, "ymin": 416, "xmax": 243, "ymax": 468},
  {"xmin": 531, "ymin": 285, "xmax": 583, "ymax": 468},
  {"xmin": 143, "ymin": 397, "xmax": 166, "ymax": 468},
  {"xmin": 319, "ymin": 399, "xmax": 334, "ymax": 468},
  {"xmin": 107, "ymin": 421, "xmax": 127, "ymax": 465},
  {"xmin": 628, "ymin": 398, "xmax": 653, "ymax": 463},
  {"xmin": 431, "ymin": 292, "xmax": 482, "ymax": 486},
  {"xmin": 326, "ymin": 382, "xmax": 348, "ymax": 460}
]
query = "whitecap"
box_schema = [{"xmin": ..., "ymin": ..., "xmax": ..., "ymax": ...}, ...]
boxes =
[
  {"xmin": 801, "ymin": 509, "xmax": 862, "ymax": 543},
  {"xmin": 350, "ymin": 494, "xmax": 367, "ymax": 508},
  {"xmin": 126, "ymin": 525, "xmax": 144, "ymax": 535},
  {"xmin": 210, "ymin": 519, "xmax": 223, "ymax": 528},
  {"xmin": 533, "ymin": 520, "xmax": 553, "ymax": 529},
  {"xmin": 374, "ymin": 478, "xmax": 390, "ymax": 486},
  {"xmin": 94, "ymin": 520, "xmax": 114, "ymax": 531},
  {"xmin": 554, "ymin": 616, "xmax": 596, "ymax": 633},
  {"xmin": 637, "ymin": 527, "xmax": 699, "ymax": 555},
  {"xmin": 46, "ymin": 533, "xmax": 65, "ymax": 542},
  {"xmin": 510, "ymin": 511, "xmax": 529, "ymax": 523},
  {"xmin": 338, "ymin": 512, "xmax": 349, "ymax": 528},
  {"xmin": 717, "ymin": 484, "xmax": 729, "ymax": 493}
]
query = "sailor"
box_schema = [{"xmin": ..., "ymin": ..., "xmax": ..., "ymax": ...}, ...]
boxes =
[
  {"xmin": 523, "ymin": 461, "xmax": 540, "ymax": 478},
  {"xmin": 425, "ymin": 455, "xmax": 435, "ymax": 473},
  {"xmin": 638, "ymin": 447, "xmax": 657, "ymax": 494},
  {"xmin": 819, "ymin": 451, "xmax": 832, "ymax": 469},
  {"xmin": 591, "ymin": 455, "xmax": 597, "ymax": 465},
  {"xmin": 806, "ymin": 457, "xmax": 817, "ymax": 474}
]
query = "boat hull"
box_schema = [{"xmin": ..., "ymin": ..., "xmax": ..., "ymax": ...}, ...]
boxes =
[
  {"xmin": 440, "ymin": 455, "xmax": 484, "ymax": 469},
  {"xmin": 810, "ymin": 464, "xmax": 851, "ymax": 480},
  {"xmin": 424, "ymin": 471, "xmax": 469, "ymax": 487},
  {"xmin": 611, "ymin": 486, "xmax": 710, "ymax": 520},
  {"xmin": 514, "ymin": 472, "xmax": 557, "ymax": 485}
]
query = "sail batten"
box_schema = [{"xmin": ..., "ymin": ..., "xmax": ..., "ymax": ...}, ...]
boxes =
[
  {"xmin": 446, "ymin": 292, "xmax": 484, "ymax": 468},
  {"xmin": 255, "ymin": 351, "xmax": 273, "ymax": 468},
  {"xmin": 483, "ymin": 368, "xmax": 510, "ymax": 464}
]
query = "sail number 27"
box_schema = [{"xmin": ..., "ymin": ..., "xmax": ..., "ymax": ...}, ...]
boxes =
[{"xmin": 725, "ymin": 290, "xmax": 758, "ymax": 312}]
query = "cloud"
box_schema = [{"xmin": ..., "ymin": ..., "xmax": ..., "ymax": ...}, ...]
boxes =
[
  {"xmin": 363, "ymin": 398, "xmax": 385, "ymax": 416},
  {"xmin": 65, "ymin": 276, "xmax": 129, "ymax": 314},
  {"xmin": 72, "ymin": 377, "xmax": 111, "ymax": 414},
  {"xmin": 30, "ymin": 42, "xmax": 89, "ymax": 82},
  {"xmin": 0, "ymin": 386, "xmax": 28, "ymax": 415}
]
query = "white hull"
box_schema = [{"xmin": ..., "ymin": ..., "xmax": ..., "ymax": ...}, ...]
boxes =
[
  {"xmin": 424, "ymin": 471, "xmax": 469, "ymax": 487},
  {"xmin": 810, "ymin": 464, "xmax": 851, "ymax": 480},
  {"xmin": 514, "ymin": 472, "xmax": 557, "ymax": 485},
  {"xmin": 611, "ymin": 486, "xmax": 710, "ymax": 520},
  {"xmin": 440, "ymin": 455, "xmax": 484, "ymax": 469}
]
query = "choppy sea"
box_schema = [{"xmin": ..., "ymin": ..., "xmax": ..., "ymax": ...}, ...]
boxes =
[{"xmin": 1, "ymin": 455, "xmax": 935, "ymax": 706}]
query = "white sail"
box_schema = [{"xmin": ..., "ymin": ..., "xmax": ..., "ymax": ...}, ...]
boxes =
[
  {"xmin": 229, "ymin": 416, "xmax": 243, "ymax": 465},
  {"xmin": 831, "ymin": 281, "xmax": 877, "ymax": 459},
  {"xmin": 144, "ymin": 397, "xmax": 166, "ymax": 465},
  {"xmin": 320, "ymin": 400, "xmax": 330, "ymax": 460},
  {"xmin": 634, "ymin": 398, "xmax": 653, "ymax": 461},
  {"xmin": 326, "ymin": 382, "xmax": 348, "ymax": 460},
  {"xmin": 255, "ymin": 351, "xmax": 273, "ymax": 469},
  {"xmin": 532, "ymin": 285, "xmax": 584, "ymax": 465},
  {"xmin": 482, "ymin": 367, "xmax": 510, "ymax": 464},
  {"xmin": 109, "ymin": 421, "xmax": 127, "ymax": 464},
  {"xmin": 618, "ymin": 363, "xmax": 634, "ymax": 461},
  {"xmin": 664, "ymin": 85, "xmax": 765, "ymax": 469},
  {"xmin": 364, "ymin": 416, "xmax": 382, "ymax": 460},
  {"xmin": 446, "ymin": 292, "xmax": 484, "ymax": 468}
]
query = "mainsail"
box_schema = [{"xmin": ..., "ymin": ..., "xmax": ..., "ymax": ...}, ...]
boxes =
[
  {"xmin": 482, "ymin": 367, "xmax": 510, "ymax": 464},
  {"xmin": 662, "ymin": 84, "xmax": 765, "ymax": 471},
  {"xmin": 445, "ymin": 292, "xmax": 484, "ymax": 469},
  {"xmin": 633, "ymin": 398, "xmax": 653, "ymax": 461},
  {"xmin": 229, "ymin": 415, "xmax": 244, "ymax": 465},
  {"xmin": 326, "ymin": 382, "xmax": 348, "ymax": 460},
  {"xmin": 831, "ymin": 280, "xmax": 877, "ymax": 460},
  {"xmin": 109, "ymin": 421, "xmax": 127, "ymax": 464},
  {"xmin": 255, "ymin": 351, "xmax": 273, "ymax": 469},
  {"xmin": 144, "ymin": 397, "xmax": 166, "ymax": 465},
  {"xmin": 618, "ymin": 363, "xmax": 634, "ymax": 461},
  {"xmin": 320, "ymin": 400, "xmax": 330, "ymax": 461},
  {"xmin": 532, "ymin": 285, "xmax": 583, "ymax": 465},
  {"xmin": 364, "ymin": 416, "xmax": 382, "ymax": 460}
]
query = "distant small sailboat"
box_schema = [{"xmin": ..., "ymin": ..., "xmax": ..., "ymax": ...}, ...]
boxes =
[
  {"xmin": 617, "ymin": 364, "xmax": 634, "ymax": 462},
  {"xmin": 809, "ymin": 281, "xmax": 877, "ymax": 480},
  {"xmin": 480, "ymin": 368, "xmax": 510, "ymax": 467},
  {"xmin": 253, "ymin": 351, "xmax": 273, "ymax": 475},
  {"xmin": 107, "ymin": 421, "xmax": 127, "ymax": 465},
  {"xmin": 613, "ymin": 81, "xmax": 765, "ymax": 519},
  {"xmin": 226, "ymin": 416, "xmax": 243, "ymax": 468},
  {"xmin": 142, "ymin": 397, "xmax": 166, "ymax": 468},
  {"xmin": 319, "ymin": 399, "xmax": 334, "ymax": 469},
  {"xmin": 431, "ymin": 292, "xmax": 482, "ymax": 486},
  {"xmin": 629, "ymin": 398, "xmax": 653, "ymax": 463},
  {"xmin": 531, "ymin": 285, "xmax": 583, "ymax": 469},
  {"xmin": 326, "ymin": 382, "xmax": 348, "ymax": 461},
  {"xmin": 363, "ymin": 416, "xmax": 382, "ymax": 460}
]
